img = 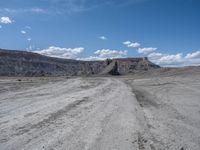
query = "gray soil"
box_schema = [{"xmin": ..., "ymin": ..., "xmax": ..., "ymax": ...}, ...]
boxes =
[{"xmin": 0, "ymin": 69, "xmax": 200, "ymax": 150}]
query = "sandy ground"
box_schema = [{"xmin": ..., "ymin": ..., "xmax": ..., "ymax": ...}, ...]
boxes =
[{"xmin": 0, "ymin": 75, "xmax": 200, "ymax": 150}]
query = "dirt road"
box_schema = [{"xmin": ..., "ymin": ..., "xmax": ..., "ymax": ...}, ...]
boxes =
[
  {"xmin": 125, "ymin": 75, "xmax": 200, "ymax": 150},
  {"xmin": 0, "ymin": 76, "xmax": 200, "ymax": 150}
]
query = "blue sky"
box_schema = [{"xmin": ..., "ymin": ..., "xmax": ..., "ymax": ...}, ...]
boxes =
[{"xmin": 0, "ymin": 0, "xmax": 200, "ymax": 66}]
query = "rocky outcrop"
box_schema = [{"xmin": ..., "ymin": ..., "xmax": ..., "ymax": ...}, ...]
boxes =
[
  {"xmin": 0, "ymin": 49, "xmax": 160, "ymax": 76},
  {"xmin": 99, "ymin": 60, "xmax": 120, "ymax": 75},
  {"xmin": 100, "ymin": 58, "xmax": 160, "ymax": 75}
]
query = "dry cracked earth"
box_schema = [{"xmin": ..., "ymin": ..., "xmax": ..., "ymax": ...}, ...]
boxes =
[{"xmin": 0, "ymin": 74, "xmax": 200, "ymax": 150}]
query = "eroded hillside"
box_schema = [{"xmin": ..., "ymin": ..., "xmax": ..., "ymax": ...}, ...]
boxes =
[{"xmin": 0, "ymin": 49, "xmax": 160, "ymax": 76}]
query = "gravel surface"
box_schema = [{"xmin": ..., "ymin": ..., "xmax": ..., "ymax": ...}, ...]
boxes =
[{"xmin": 0, "ymin": 75, "xmax": 200, "ymax": 150}]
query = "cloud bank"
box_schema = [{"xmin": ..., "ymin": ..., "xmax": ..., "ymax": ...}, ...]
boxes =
[
  {"xmin": 148, "ymin": 51, "xmax": 200, "ymax": 67},
  {"xmin": 35, "ymin": 46, "xmax": 84, "ymax": 59},
  {"xmin": 133, "ymin": 42, "xmax": 200, "ymax": 67},
  {"xmin": 95, "ymin": 49, "xmax": 127, "ymax": 58},
  {"xmin": 80, "ymin": 49, "xmax": 128, "ymax": 61},
  {"xmin": 185, "ymin": 51, "xmax": 200, "ymax": 59}
]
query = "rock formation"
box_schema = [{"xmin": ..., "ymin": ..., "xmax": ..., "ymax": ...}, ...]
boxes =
[
  {"xmin": 100, "ymin": 58, "xmax": 160, "ymax": 75},
  {"xmin": 0, "ymin": 49, "xmax": 160, "ymax": 76}
]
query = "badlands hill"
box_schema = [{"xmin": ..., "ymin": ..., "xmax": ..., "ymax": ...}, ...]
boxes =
[
  {"xmin": 1, "ymin": 49, "xmax": 200, "ymax": 150},
  {"xmin": 0, "ymin": 49, "xmax": 160, "ymax": 76}
]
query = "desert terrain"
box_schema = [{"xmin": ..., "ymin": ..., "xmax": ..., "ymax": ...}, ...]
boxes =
[{"xmin": 0, "ymin": 68, "xmax": 200, "ymax": 150}]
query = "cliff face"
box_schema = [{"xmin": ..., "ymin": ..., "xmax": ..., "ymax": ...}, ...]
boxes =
[
  {"xmin": 0, "ymin": 49, "xmax": 106, "ymax": 76},
  {"xmin": 115, "ymin": 58, "xmax": 160, "ymax": 74},
  {"xmin": 100, "ymin": 58, "xmax": 160, "ymax": 75},
  {"xmin": 0, "ymin": 49, "xmax": 160, "ymax": 76}
]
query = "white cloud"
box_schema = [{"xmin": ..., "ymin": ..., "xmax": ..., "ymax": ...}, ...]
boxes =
[
  {"xmin": 185, "ymin": 51, "xmax": 200, "ymax": 59},
  {"xmin": 148, "ymin": 51, "xmax": 200, "ymax": 67},
  {"xmin": 123, "ymin": 41, "xmax": 140, "ymax": 48},
  {"xmin": 1, "ymin": 8, "xmax": 48, "ymax": 14},
  {"xmin": 128, "ymin": 42, "xmax": 140, "ymax": 48},
  {"xmin": 25, "ymin": 26, "xmax": 31, "ymax": 30},
  {"xmin": 34, "ymin": 46, "xmax": 84, "ymax": 59},
  {"xmin": 79, "ymin": 49, "xmax": 128, "ymax": 61},
  {"xmin": 21, "ymin": 30, "xmax": 26, "ymax": 34},
  {"xmin": 123, "ymin": 41, "xmax": 131, "ymax": 45},
  {"xmin": 0, "ymin": 1, "xmax": 145, "ymax": 16},
  {"xmin": 30, "ymin": 8, "xmax": 46, "ymax": 13},
  {"xmin": 148, "ymin": 52, "xmax": 184, "ymax": 66},
  {"xmin": 137, "ymin": 47, "xmax": 157, "ymax": 54},
  {"xmin": 78, "ymin": 56, "xmax": 106, "ymax": 61},
  {"xmin": 0, "ymin": 16, "xmax": 13, "ymax": 24},
  {"xmin": 148, "ymin": 52, "xmax": 163, "ymax": 58},
  {"xmin": 159, "ymin": 53, "xmax": 183, "ymax": 64},
  {"xmin": 99, "ymin": 36, "xmax": 107, "ymax": 40},
  {"xmin": 27, "ymin": 38, "xmax": 31, "ymax": 41},
  {"xmin": 94, "ymin": 49, "xmax": 127, "ymax": 58}
]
